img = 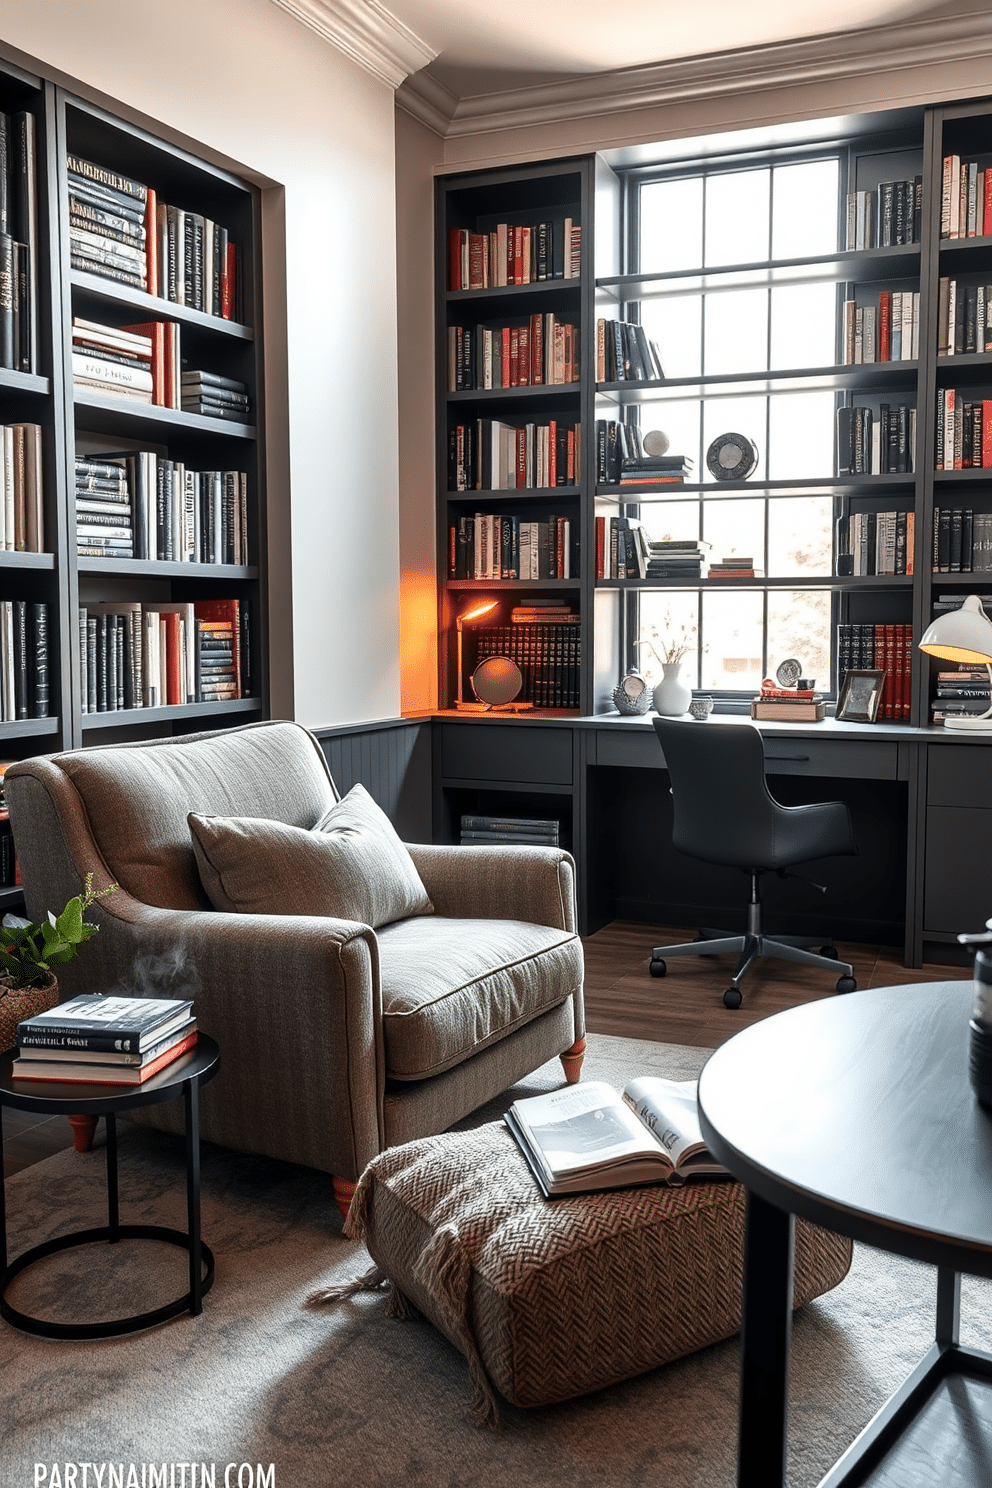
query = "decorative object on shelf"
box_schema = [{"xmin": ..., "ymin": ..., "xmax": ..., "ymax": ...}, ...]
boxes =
[
  {"xmin": 641, "ymin": 429, "xmax": 670, "ymax": 456},
  {"xmin": 688, "ymin": 695, "xmax": 714, "ymax": 720},
  {"xmin": 919, "ymin": 593, "xmax": 992, "ymax": 731},
  {"xmin": 471, "ymin": 655, "xmax": 529, "ymax": 710},
  {"xmin": 797, "ymin": 677, "xmax": 816, "ymax": 691},
  {"xmin": 455, "ymin": 598, "xmax": 500, "ymax": 710},
  {"xmin": 775, "ymin": 658, "xmax": 803, "ymax": 689},
  {"xmin": 653, "ymin": 664, "xmax": 692, "ymax": 717},
  {"xmin": 836, "ymin": 669, "xmax": 885, "ymax": 723},
  {"xmin": 0, "ymin": 874, "xmax": 116, "ymax": 1051},
  {"xmin": 706, "ymin": 432, "xmax": 758, "ymax": 482},
  {"xmin": 612, "ymin": 669, "xmax": 651, "ymax": 716}
]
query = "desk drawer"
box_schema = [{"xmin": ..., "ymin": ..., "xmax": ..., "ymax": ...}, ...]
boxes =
[
  {"xmin": 594, "ymin": 728, "xmax": 899, "ymax": 780},
  {"xmin": 928, "ymin": 744, "xmax": 992, "ymax": 806},
  {"xmin": 440, "ymin": 723, "xmax": 572, "ymax": 785}
]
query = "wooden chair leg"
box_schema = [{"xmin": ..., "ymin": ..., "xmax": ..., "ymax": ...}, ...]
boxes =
[
  {"xmin": 332, "ymin": 1175, "xmax": 358, "ymax": 1224},
  {"xmin": 560, "ymin": 1036, "xmax": 586, "ymax": 1084},
  {"xmin": 68, "ymin": 1114, "xmax": 98, "ymax": 1152}
]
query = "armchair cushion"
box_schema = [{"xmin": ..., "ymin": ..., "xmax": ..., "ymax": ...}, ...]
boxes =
[
  {"xmin": 188, "ymin": 784, "xmax": 433, "ymax": 929},
  {"xmin": 376, "ymin": 916, "xmax": 582, "ymax": 1081}
]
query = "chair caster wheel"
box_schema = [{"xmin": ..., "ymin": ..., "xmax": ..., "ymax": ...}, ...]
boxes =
[
  {"xmin": 820, "ymin": 945, "xmax": 839, "ymax": 960},
  {"xmin": 649, "ymin": 958, "xmax": 667, "ymax": 978},
  {"xmin": 836, "ymin": 976, "xmax": 857, "ymax": 994},
  {"xmin": 723, "ymin": 987, "xmax": 742, "ymax": 1009}
]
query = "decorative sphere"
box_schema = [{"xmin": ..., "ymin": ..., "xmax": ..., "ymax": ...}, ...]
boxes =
[{"xmin": 642, "ymin": 429, "xmax": 670, "ymax": 456}]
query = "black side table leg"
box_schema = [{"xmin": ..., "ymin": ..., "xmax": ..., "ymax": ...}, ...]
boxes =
[
  {"xmin": 0, "ymin": 1102, "xmax": 6, "ymax": 1272},
  {"xmin": 936, "ymin": 1267, "xmax": 961, "ymax": 1346},
  {"xmin": 184, "ymin": 1078, "xmax": 202, "ymax": 1315},
  {"xmin": 105, "ymin": 1113, "xmax": 119, "ymax": 1241},
  {"xmin": 738, "ymin": 1190, "xmax": 795, "ymax": 1488}
]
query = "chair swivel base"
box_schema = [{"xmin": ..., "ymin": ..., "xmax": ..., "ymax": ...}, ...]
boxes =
[{"xmin": 649, "ymin": 930, "xmax": 856, "ymax": 1009}]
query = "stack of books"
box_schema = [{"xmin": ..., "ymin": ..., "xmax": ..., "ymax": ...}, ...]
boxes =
[
  {"xmin": 708, "ymin": 556, "xmax": 756, "ymax": 579},
  {"xmin": 75, "ymin": 455, "xmax": 133, "ymax": 558},
  {"xmin": 619, "ymin": 454, "xmax": 693, "ymax": 488},
  {"xmin": 180, "ymin": 371, "xmax": 249, "ymax": 423},
  {"xmin": 67, "ymin": 155, "xmax": 151, "ymax": 293},
  {"xmin": 932, "ymin": 664, "xmax": 992, "ymax": 724},
  {"xmin": 72, "ymin": 319, "xmax": 154, "ymax": 404},
  {"xmin": 12, "ymin": 994, "xmax": 197, "ymax": 1085},
  {"xmin": 750, "ymin": 684, "xmax": 825, "ymax": 723},
  {"xmin": 644, "ymin": 538, "xmax": 708, "ymax": 580},
  {"xmin": 460, "ymin": 814, "xmax": 560, "ymax": 847}
]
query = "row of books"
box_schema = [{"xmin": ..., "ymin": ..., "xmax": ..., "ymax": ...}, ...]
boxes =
[
  {"xmin": 473, "ymin": 607, "xmax": 581, "ymax": 710},
  {"xmin": 617, "ymin": 454, "xmax": 693, "ymax": 488},
  {"xmin": 842, "ymin": 292, "xmax": 920, "ymax": 364},
  {"xmin": 935, "ymin": 391, "xmax": 992, "ymax": 470},
  {"xmin": 12, "ymin": 994, "xmax": 198, "ymax": 1086},
  {"xmin": 78, "ymin": 597, "xmax": 247, "ymax": 713},
  {"xmin": 594, "ymin": 419, "xmax": 692, "ymax": 486},
  {"xmin": 931, "ymin": 662, "xmax": 992, "ymax": 723},
  {"xmin": 459, "ymin": 814, "xmax": 561, "ymax": 847},
  {"xmin": 67, "ymin": 154, "xmax": 238, "ymax": 319},
  {"xmin": 447, "ymin": 316, "xmax": 581, "ymax": 391},
  {"xmin": 836, "ymin": 404, "xmax": 916, "ymax": 476},
  {"xmin": 834, "ymin": 510, "xmax": 915, "ymax": 576},
  {"xmin": 844, "ymin": 180, "xmax": 922, "ymax": 251},
  {"xmin": 75, "ymin": 453, "xmax": 248, "ymax": 564},
  {"xmin": 0, "ymin": 601, "xmax": 49, "ymax": 720},
  {"xmin": 72, "ymin": 316, "xmax": 249, "ymax": 421},
  {"xmin": 0, "ymin": 109, "xmax": 37, "ymax": 373},
  {"xmin": 595, "ymin": 319, "xmax": 664, "ymax": 383},
  {"xmin": 447, "ymin": 417, "xmax": 580, "ymax": 492},
  {"xmin": 449, "ymin": 514, "xmax": 572, "ymax": 580},
  {"xmin": 837, "ymin": 622, "xmax": 913, "ymax": 720},
  {"xmin": 0, "ymin": 422, "xmax": 43, "ymax": 552},
  {"xmin": 936, "ymin": 280, "xmax": 992, "ymax": 356},
  {"xmin": 448, "ymin": 221, "xmax": 580, "ymax": 291},
  {"xmin": 595, "ymin": 520, "xmax": 709, "ymax": 580},
  {"xmin": 932, "ymin": 508, "xmax": 992, "ymax": 573},
  {"xmin": 940, "ymin": 155, "xmax": 992, "ymax": 240}
]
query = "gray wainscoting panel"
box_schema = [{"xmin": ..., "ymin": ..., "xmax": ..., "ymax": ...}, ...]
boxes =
[{"xmin": 316, "ymin": 720, "xmax": 433, "ymax": 842}]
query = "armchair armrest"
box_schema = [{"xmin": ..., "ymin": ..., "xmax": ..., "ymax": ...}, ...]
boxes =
[
  {"xmin": 81, "ymin": 896, "xmax": 387, "ymax": 1181},
  {"xmin": 406, "ymin": 843, "xmax": 577, "ymax": 933}
]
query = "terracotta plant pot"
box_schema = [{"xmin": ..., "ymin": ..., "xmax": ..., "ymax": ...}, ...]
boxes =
[{"xmin": 0, "ymin": 974, "xmax": 58, "ymax": 1053}]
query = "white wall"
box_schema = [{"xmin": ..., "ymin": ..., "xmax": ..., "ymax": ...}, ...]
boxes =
[{"xmin": 2, "ymin": 0, "xmax": 402, "ymax": 728}]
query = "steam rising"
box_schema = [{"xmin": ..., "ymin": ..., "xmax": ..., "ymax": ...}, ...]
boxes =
[{"xmin": 118, "ymin": 945, "xmax": 200, "ymax": 1001}]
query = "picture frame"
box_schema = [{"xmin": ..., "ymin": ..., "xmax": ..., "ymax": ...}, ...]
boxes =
[{"xmin": 837, "ymin": 668, "xmax": 885, "ymax": 723}]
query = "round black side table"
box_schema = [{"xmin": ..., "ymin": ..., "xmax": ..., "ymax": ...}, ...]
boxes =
[{"xmin": 0, "ymin": 1033, "xmax": 219, "ymax": 1339}]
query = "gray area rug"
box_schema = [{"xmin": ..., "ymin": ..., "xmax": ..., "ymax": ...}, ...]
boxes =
[{"xmin": 0, "ymin": 1033, "xmax": 983, "ymax": 1487}]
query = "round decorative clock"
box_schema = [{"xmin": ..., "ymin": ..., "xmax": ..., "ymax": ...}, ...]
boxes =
[
  {"xmin": 775, "ymin": 658, "xmax": 802, "ymax": 689},
  {"xmin": 706, "ymin": 432, "xmax": 758, "ymax": 482},
  {"xmin": 471, "ymin": 655, "xmax": 524, "ymax": 707}
]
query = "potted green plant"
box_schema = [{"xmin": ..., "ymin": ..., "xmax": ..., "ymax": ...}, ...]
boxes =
[{"xmin": 0, "ymin": 874, "xmax": 116, "ymax": 1050}]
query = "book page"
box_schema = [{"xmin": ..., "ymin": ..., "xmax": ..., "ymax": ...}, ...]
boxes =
[
  {"xmin": 509, "ymin": 1080, "xmax": 668, "ymax": 1179},
  {"xmin": 622, "ymin": 1078, "xmax": 710, "ymax": 1172}
]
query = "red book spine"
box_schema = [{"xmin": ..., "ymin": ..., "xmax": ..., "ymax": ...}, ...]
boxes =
[
  {"xmin": 904, "ymin": 624, "xmax": 912, "ymax": 720},
  {"xmin": 983, "ymin": 401, "xmax": 992, "ymax": 468},
  {"xmin": 509, "ymin": 326, "xmax": 520, "ymax": 387},
  {"xmin": 885, "ymin": 623, "xmax": 897, "ymax": 720},
  {"xmin": 222, "ymin": 241, "xmax": 236, "ymax": 320},
  {"xmin": 906, "ymin": 510, "xmax": 915, "ymax": 576},
  {"xmin": 556, "ymin": 518, "xmax": 565, "ymax": 579},
  {"xmin": 548, "ymin": 419, "xmax": 557, "ymax": 488},
  {"xmin": 517, "ymin": 324, "xmax": 530, "ymax": 387},
  {"xmin": 121, "ymin": 321, "xmax": 165, "ymax": 406},
  {"xmin": 984, "ymin": 169, "xmax": 992, "ymax": 237},
  {"xmin": 595, "ymin": 515, "xmax": 605, "ymax": 579},
  {"xmin": 164, "ymin": 611, "xmax": 182, "ymax": 705},
  {"xmin": 513, "ymin": 226, "xmax": 523, "ymax": 285},
  {"xmin": 145, "ymin": 187, "xmax": 158, "ymax": 296},
  {"xmin": 878, "ymin": 291, "xmax": 892, "ymax": 361},
  {"xmin": 501, "ymin": 326, "xmax": 511, "ymax": 389},
  {"xmin": 448, "ymin": 525, "xmax": 457, "ymax": 577}
]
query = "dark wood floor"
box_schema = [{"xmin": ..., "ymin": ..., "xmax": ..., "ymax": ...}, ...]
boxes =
[{"xmin": 2, "ymin": 920, "xmax": 968, "ymax": 1178}]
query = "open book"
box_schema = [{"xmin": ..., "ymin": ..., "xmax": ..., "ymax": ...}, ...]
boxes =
[{"xmin": 504, "ymin": 1077, "xmax": 729, "ymax": 1198}]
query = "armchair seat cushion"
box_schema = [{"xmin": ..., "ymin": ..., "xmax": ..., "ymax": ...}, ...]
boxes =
[{"xmin": 377, "ymin": 917, "xmax": 581, "ymax": 1082}]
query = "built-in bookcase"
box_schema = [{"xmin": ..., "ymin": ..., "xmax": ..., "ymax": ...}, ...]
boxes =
[{"xmin": 0, "ymin": 51, "xmax": 267, "ymax": 903}]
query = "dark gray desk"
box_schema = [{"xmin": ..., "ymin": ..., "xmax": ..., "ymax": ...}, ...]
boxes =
[{"xmin": 698, "ymin": 982, "xmax": 992, "ymax": 1487}]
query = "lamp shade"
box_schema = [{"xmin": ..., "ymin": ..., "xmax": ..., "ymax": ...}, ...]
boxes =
[{"xmin": 918, "ymin": 594, "xmax": 992, "ymax": 664}]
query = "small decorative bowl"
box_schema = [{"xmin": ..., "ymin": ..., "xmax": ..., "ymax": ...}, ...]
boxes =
[{"xmin": 688, "ymin": 695, "xmax": 714, "ymax": 720}]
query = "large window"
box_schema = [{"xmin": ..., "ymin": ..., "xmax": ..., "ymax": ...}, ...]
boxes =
[{"xmin": 630, "ymin": 156, "xmax": 841, "ymax": 695}]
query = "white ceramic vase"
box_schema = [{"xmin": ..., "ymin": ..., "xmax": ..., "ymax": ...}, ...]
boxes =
[{"xmin": 653, "ymin": 663, "xmax": 692, "ymax": 716}]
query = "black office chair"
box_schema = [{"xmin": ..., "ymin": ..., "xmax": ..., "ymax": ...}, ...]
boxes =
[{"xmin": 649, "ymin": 717, "xmax": 858, "ymax": 1008}]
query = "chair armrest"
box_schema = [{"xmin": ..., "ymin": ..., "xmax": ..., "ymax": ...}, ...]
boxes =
[
  {"xmin": 85, "ymin": 898, "xmax": 387, "ymax": 1181},
  {"xmin": 406, "ymin": 843, "xmax": 577, "ymax": 933}
]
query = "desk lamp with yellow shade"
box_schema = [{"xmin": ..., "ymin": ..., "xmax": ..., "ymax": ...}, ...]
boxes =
[{"xmin": 918, "ymin": 594, "xmax": 992, "ymax": 730}]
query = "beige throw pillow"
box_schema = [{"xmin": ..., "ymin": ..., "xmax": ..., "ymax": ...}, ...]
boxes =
[{"xmin": 188, "ymin": 784, "xmax": 433, "ymax": 928}]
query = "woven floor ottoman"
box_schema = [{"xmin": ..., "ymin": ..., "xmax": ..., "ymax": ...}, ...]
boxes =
[{"xmin": 323, "ymin": 1120, "xmax": 852, "ymax": 1424}]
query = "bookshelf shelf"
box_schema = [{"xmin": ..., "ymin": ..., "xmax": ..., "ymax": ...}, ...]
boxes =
[
  {"xmin": 0, "ymin": 553, "xmax": 56, "ymax": 571},
  {"xmin": 597, "ymin": 574, "xmax": 915, "ymax": 591},
  {"xmin": 79, "ymin": 697, "xmax": 262, "ymax": 731},
  {"xmin": 0, "ymin": 718, "xmax": 60, "ymax": 740},
  {"xmin": 446, "ymin": 487, "xmax": 578, "ymax": 502},
  {"xmin": 76, "ymin": 558, "xmax": 257, "ymax": 580},
  {"xmin": 70, "ymin": 270, "xmax": 254, "ymax": 339},
  {"xmin": 596, "ymin": 245, "xmax": 922, "ymax": 301},
  {"xmin": 0, "ymin": 370, "xmax": 50, "ymax": 397},
  {"xmin": 447, "ymin": 281, "xmax": 583, "ymax": 308},
  {"xmin": 73, "ymin": 391, "xmax": 255, "ymax": 442},
  {"xmin": 597, "ymin": 362, "xmax": 919, "ymax": 404}
]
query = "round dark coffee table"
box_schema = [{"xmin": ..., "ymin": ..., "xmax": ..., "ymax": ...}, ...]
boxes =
[
  {"xmin": 0, "ymin": 1033, "xmax": 219, "ymax": 1339},
  {"xmin": 698, "ymin": 981, "xmax": 990, "ymax": 1488}
]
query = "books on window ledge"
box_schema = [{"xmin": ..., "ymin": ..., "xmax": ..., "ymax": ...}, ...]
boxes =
[
  {"xmin": 750, "ymin": 682, "xmax": 825, "ymax": 723},
  {"xmin": 843, "ymin": 291, "xmax": 919, "ymax": 364},
  {"xmin": 504, "ymin": 1077, "xmax": 729, "ymax": 1198},
  {"xmin": 708, "ymin": 557, "xmax": 757, "ymax": 579},
  {"xmin": 596, "ymin": 319, "xmax": 664, "ymax": 382},
  {"xmin": 12, "ymin": 994, "xmax": 197, "ymax": 1084}
]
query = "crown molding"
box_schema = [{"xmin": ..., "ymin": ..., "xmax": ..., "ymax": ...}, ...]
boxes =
[
  {"xmin": 271, "ymin": 0, "xmax": 436, "ymax": 89},
  {"xmin": 401, "ymin": 9, "xmax": 992, "ymax": 139}
]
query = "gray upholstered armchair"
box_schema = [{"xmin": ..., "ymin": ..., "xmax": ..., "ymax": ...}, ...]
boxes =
[{"xmin": 5, "ymin": 721, "xmax": 585, "ymax": 1217}]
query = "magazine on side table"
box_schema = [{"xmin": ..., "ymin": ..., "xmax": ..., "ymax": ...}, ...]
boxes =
[{"xmin": 504, "ymin": 1076, "xmax": 730, "ymax": 1198}]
